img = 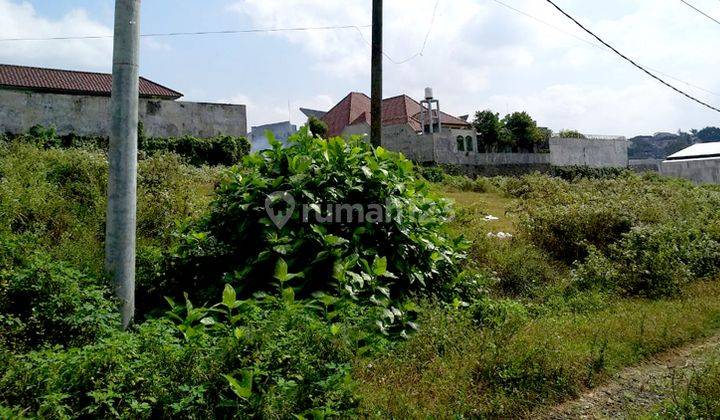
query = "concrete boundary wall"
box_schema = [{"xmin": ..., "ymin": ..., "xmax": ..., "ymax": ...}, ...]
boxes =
[
  {"xmin": 0, "ymin": 89, "xmax": 247, "ymax": 138},
  {"xmin": 661, "ymin": 158, "xmax": 720, "ymax": 185},
  {"xmin": 550, "ymin": 137, "xmax": 628, "ymax": 168}
]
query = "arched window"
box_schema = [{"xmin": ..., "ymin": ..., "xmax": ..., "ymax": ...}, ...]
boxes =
[
  {"xmin": 456, "ymin": 135, "xmax": 465, "ymax": 152},
  {"xmin": 465, "ymin": 136, "xmax": 474, "ymax": 152}
]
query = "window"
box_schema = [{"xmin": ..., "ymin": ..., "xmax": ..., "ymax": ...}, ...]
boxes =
[
  {"xmin": 456, "ymin": 136, "xmax": 465, "ymax": 152},
  {"xmin": 465, "ymin": 136, "xmax": 474, "ymax": 152}
]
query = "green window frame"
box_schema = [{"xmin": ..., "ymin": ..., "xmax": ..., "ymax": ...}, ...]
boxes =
[{"xmin": 457, "ymin": 136, "xmax": 465, "ymax": 152}]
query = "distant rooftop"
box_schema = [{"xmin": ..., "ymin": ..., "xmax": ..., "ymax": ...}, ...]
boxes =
[
  {"xmin": 300, "ymin": 108, "xmax": 327, "ymax": 120},
  {"xmin": 0, "ymin": 64, "xmax": 183, "ymax": 100},
  {"xmin": 666, "ymin": 142, "xmax": 720, "ymax": 161}
]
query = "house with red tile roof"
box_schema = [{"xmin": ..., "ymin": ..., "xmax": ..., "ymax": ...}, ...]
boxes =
[
  {"xmin": 0, "ymin": 64, "xmax": 246, "ymax": 139},
  {"xmin": 307, "ymin": 91, "xmax": 476, "ymax": 163},
  {"xmin": 0, "ymin": 64, "xmax": 183, "ymax": 100},
  {"xmin": 320, "ymin": 92, "xmax": 471, "ymax": 137}
]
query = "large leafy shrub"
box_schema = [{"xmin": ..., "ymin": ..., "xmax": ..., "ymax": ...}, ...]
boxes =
[{"xmin": 163, "ymin": 130, "xmax": 466, "ymax": 333}]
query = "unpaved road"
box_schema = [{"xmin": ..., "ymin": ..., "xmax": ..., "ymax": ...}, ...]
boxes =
[{"xmin": 541, "ymin": 332, "xmax": 720, "ymax": 419}]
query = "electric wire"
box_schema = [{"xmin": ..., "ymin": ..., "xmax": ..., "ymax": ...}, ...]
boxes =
[
  {"xmin": 545, "ymin": 0, "xmax": 720, "ymax": 113},
  {"xmin": 0, "ymin": 25, "xmax": 372, "ymax": 42},
  {"xmin": 489, "ymin": 0, "xmax": 720, "ymax": 98},
  {"xmin": 679, "ymin": 0, "xmax": 720, "ymax": 26}
]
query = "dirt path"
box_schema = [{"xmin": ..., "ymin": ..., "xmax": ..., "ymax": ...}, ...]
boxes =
[{"xmin": 542, "ymin": 332, "xmax": 720, "ymax": 419}]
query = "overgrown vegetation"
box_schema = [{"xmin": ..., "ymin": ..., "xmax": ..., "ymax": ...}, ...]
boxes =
[
  {"xmin": 5, "ymin": 124, "xmax": 250, "ymax": 167},
  {"xmin": 2, "ymin": 127, "xmax": 720, "ymax": 418}
]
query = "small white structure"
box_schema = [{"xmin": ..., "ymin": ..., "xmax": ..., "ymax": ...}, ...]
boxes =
[
  {"xmin": 250, "ymin": 121, "xmax": 297, "ymax": 151},
  {"xmin": 661, "ymin": 142, "xmax": 720, "ymax": 185}
]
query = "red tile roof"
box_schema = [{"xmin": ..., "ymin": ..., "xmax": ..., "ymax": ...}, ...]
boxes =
[
  {"xmin": 321, "ymin": 92, "xmax": 471, "ymax": 137},
  {"xmin": 0, "ymin": 64, "xmax": 183, "ymax": 100}
]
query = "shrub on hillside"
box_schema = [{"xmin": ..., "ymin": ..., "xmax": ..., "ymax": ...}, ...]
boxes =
[{"xmin": 162, "ymin": 129, "xmax": 466, "ymax": 334}]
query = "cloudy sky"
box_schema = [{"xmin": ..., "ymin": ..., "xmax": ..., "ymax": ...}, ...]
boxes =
[{"xmin": 1, "ymin": 0, "xmax": 719, "ymax": 136}]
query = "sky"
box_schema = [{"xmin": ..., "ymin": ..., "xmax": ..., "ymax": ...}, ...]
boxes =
[{"xmin": 0, "ymin": 0, "xmax": 719, "ymax": 137}]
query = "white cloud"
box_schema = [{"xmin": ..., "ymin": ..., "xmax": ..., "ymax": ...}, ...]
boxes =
[
  {"xmin": 228, "ymin": 0, "xmax": 720, "ymax": 135},
  {"xmin": 0, "ymin": 0, "xmax": 112, "ymax": 70}
]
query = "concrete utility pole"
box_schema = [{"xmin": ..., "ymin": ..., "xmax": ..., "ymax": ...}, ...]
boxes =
[
  {"xmin": 371, "ymin": 0, "xmax": 383, "ymax": 148},
  {"xmin": 106, "ymin": 0, "xmax": 141, "ymax": 329}
]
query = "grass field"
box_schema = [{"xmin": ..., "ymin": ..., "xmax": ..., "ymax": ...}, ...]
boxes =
[{"xmin": 353, "ymin": 181, "xmax": 720, "ymax": 418}]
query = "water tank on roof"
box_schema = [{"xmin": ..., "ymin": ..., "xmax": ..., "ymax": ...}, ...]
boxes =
[{"xmin": 425, "ymin": 87, "xmax": 434, "ymax": 100}]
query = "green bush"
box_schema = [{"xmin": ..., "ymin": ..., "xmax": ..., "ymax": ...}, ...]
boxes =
[
  {"xmin": 574, "ymin": 224, "xmax": 720, "ymax": 297},
  {"xmin": 0, "ymin": 250, "xmax": 117, "ymax": 350},
  {"xmin": 551, "ymin": 165, "xmax": 629, "ymax": 181},
  {"xmin": 140, "ymin": 134, "xmax": 250, "ymax": 167},
  {"xmin": 415, "ymin": 164, "xmax": 446, "ymax": 183},
  {"xmin": 508, "ymin": 173, "xmax": 720, "ymax": 264},
  {"xmin": 485, "ymin": 239, "xmax": 560, "ymax": 297},
  {"xmin": 9, "ymin": 125, "xmax": 250, "ymax": 167},
  {"xmin": 163, "ymin": 129, "xmax": 466, "ymax": 334},
  {"xmin": 0, "ymin": 293, "xmax": 368, "ymax": 418},
  {"xmin": 307, "ymin": 116, "xmax": 329, "ymax": 139},
  {"xmin": 0, "ymin": 141, "xmax": 217, "ymax": 278}
]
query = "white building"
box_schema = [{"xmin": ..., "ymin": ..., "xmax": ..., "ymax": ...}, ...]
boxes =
[
  {"xmin": 250, "ymin": 121, "xmax": 297, "ymax": 151},
  {"xmin": 661, "ymin": 142, "xmax": 720, "ymax": 184}
]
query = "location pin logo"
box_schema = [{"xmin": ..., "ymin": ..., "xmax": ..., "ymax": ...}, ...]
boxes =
[{"xmin": 265, "ymin": 191, "xmax": 295, "ymax": 229}]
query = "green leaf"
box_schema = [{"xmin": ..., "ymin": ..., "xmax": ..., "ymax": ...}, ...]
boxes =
[
  {"xmin": 274, "ymin": 258, "xmax": 288, "ymax": 282},
  {"xmin": 330, "ymin": 324, "xmax": 341, "ymax": 336},
  {"xmin": 372, "ymin": 256, "xmax": 387, "ymax": 276},
  {"xmin": 234, "ymin": 327, "xmax": 245, "ymax": 340},
  {"xmin": 324, "ymin": 235, "xmax": 349, "ymax": 247},
  {"xmin": 222, "ymin": 284, "xmax": 236, "ymax": 308},
  {"xmin": 224, "ymin": 372, "xmax": 253, "ymax": 399},
  {"xmin": 282, "ymin": 287, "xmax": 295, "ymax": 305}
]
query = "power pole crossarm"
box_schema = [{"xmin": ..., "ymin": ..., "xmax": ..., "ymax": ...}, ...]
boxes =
[
  {"xmin": 371, "ymin": 0, "xmax": 383, "ymax": 148},
  {"xmin": 106, "ymin": 0, "xmax": 141, "ymax": 329}
]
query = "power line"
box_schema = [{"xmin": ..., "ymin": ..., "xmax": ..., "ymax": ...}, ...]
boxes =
[
  {"xmin": 679, "ymin": 0, "xmax": 720, "ymax": 26},
  {"xmin": 355, "ymin": 0, "xmax": 441, "ymax": 65},
  {"xmin": 0, "ymin": 25, "xmax": 372, "ymax": 42},
  {"xmin": 544, "ymin": 0, "xmax": 720, "ymax": 113},
  {"xmin": 489, "ymin": 0, "xmax": 720, "ymax": 98}
]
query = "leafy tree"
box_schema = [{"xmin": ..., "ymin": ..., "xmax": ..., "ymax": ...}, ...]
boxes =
[
  {"xmin": 473, "ymin": 110, "xmax": 502, "ymax": 152},
  {"xmin": 307, "ymin": 116, "xmax": 329, "ymax": 139},
  {"xmin": 696, "ymin": 127, "xmax": 720, "ymax": 143},
  {"xmin": 502, "ymin": 112, "xmax": 543, "ymax": 153},
  {"xmin": 558, "ymin": 130, "xmax": 586, "ymax": 139}
]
